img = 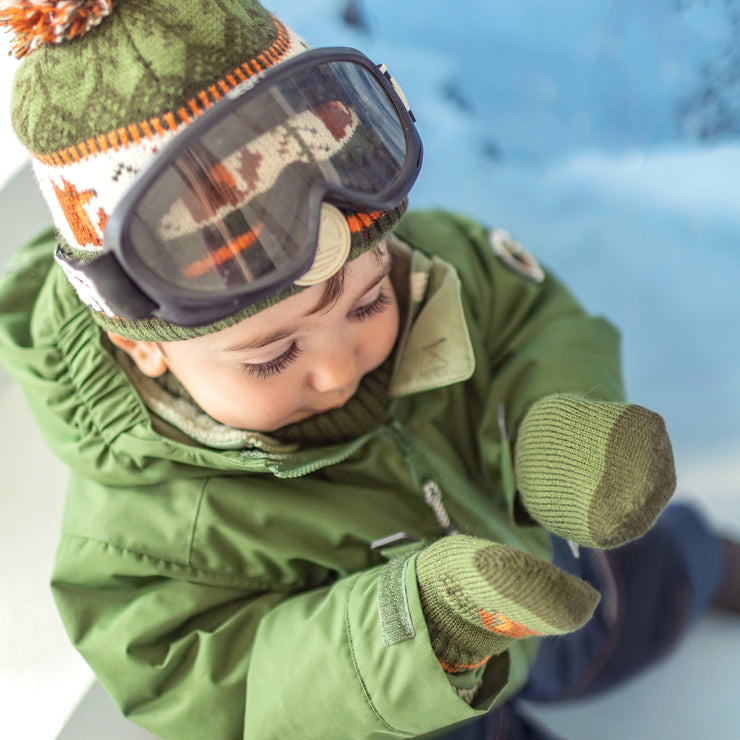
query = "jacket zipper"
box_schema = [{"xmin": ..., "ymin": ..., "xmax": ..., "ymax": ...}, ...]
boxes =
[
  {"xmin": 263, "ymin": 435, "xmax": 372, "ymax": 479},
  {"xmin": 385, "ymin": 416, "xmax": 529, "ymax": 550}
]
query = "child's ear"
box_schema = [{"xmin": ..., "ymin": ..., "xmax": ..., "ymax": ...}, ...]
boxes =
[{"xmin": 107, "ymin": 332, "xmax": 168, "ymax": 378}]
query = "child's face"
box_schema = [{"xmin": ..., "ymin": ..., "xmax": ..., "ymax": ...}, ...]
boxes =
[{"xmin": 114, "ymin": 245, "xmax": 399, "ymax": 432}]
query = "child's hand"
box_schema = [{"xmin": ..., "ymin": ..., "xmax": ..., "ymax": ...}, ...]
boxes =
[
  {"xmin": 514, "ymin": 394, "xmax": 676, "ymax": 548},
  {"xmin": 416, "ymin": 535, "xmax": 600, "ymax": 674}
]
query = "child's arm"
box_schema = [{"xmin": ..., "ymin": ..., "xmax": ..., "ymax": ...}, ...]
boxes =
[
  {"xmin": 397, "ymin": 211, "xmax": 675, "ymax": 548},
  {"xmin": 415, "ymin": 534, "xmax": 599, "ymax": 674},
  {"xmin": 52, "ymin": 522, "xmax": 528, "ymax": 738}
]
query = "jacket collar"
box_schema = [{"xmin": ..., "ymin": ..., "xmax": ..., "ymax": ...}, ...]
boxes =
[{"xmin": 388, "ymin": 236, "xmax": 475, "ymax": 397}]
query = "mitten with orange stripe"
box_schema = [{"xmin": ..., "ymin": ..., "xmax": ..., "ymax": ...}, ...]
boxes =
[
  {"xmin": 416, "ymin": 535, "xmax": 600, "ymax": 674},
  {"xmin": 514, "ymin": 394, "xmax": 676, "ymax": 549}
]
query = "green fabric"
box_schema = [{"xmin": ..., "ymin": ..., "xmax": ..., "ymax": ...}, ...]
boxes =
[
  {"xmin": 0, "ymin": 210, "xmax": 626, "ymax": 738},
  {"xmin": 378, "ymin": 554, "xmax": 416, "ymax": 646},
  {"xmin": 244, "ymin": 554, "xmax": 511, "ymax": 737},
  {"xmin": 515, "ymin": 394, "xmax": 676, "ymax": 548},
  {"xmin": 416, "ymin": 535, "xmax": 600, "ymax": 673},
  {"xmin": 389, "ymin": 246, "xmax": 475, "ymax": 397},
  {"xmin": 11, "ymin": 0, "xmax": 280, "ymax": 154}
]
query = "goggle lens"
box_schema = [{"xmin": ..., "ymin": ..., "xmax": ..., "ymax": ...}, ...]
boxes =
[{"xmin": 120, "ymin": 57, "xmax": 415, "ymax": 298}]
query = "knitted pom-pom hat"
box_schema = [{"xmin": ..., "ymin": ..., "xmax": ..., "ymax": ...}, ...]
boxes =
[{"xmin": 2, "ymin": 0, "xmax": 408, "ymax": 340}]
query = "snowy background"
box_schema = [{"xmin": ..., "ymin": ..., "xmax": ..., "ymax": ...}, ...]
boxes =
[
  {"xmin": 0, "ymin": 1, "xmax": 738, "ymax": 738},
  {"xmin": 262, "ymin": 0, "xmax": 740, "ymax": 474},
  {"xmin": 1, "ymin": 0, "xmax": 738, "ymax": 468}
]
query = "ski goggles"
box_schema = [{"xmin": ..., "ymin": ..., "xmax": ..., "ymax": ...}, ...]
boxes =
[{"xmin": 57, "ymin": 47, "xmax": 423, "ymax": 326}]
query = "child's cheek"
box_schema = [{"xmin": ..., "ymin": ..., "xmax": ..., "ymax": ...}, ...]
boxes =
[{"xmin": 232, "ymin": 381, "xmax": 295, "ymax": 431}]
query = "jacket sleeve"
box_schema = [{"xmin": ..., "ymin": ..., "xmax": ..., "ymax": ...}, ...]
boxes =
[{"xmin": 52, "ymin": 533, "xmax": 522, "ymax": 739}]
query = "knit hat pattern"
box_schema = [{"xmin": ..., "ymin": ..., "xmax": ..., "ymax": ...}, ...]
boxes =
[{"xmin": 4, "ymin": 0, "xmax": 406, "ymax": 340}]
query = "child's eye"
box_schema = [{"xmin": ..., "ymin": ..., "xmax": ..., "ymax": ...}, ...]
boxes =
[
  {"xmin": 350, "ymin": 289, "xmax": 392, "ymax": 321},
  {"xmin": 243, "ymin": 343, "xmax": 302, "ymax": 379}
]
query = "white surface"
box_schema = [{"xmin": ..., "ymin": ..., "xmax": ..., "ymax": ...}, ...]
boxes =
[
  {"xmin": 0, "ymin": 382, "xmax": 95, "ymax": 739},
  {"xmin": 0, "ymin": 51, "xmax": 27, "ymax": 189},
  {"xmin": 526, "ymin": 613, "xmax": 740, "ymax": 740}
]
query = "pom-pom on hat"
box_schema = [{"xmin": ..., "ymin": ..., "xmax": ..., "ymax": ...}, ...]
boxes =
[
  {"xmin": 0, "ymin": 0, "xmax": 113, "ymax": 58},
  {"xmin": 3, "ymin": 0, "xmax": 408, "ymax": 340}
]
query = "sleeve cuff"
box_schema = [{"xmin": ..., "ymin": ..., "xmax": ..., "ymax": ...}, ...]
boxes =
[{"xmin": 350, "ymin": 552, "xmax": 517, "ymax": 734}]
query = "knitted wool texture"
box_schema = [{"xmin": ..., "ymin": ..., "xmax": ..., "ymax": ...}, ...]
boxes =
[
  {"xmin": 1, "ymin": 0, "xmax": 113, "ymax": 58},
  {"xmin": 6, "ymin": 0, "xmax": 407, "ymax": 340},
  {"xmin": 270, "ymin": 359, "xmax": 394, "ymax": 445},
  {"xmin": 514, "ymin": 394, "xmax": 677, "ymax": 548},
  {"xmin": 416, "ymin": 535, "xmax": 600, "ymax": 674}
]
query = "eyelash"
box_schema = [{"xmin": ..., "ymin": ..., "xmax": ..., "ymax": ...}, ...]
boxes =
[
  {"xmin": 351, "ymin": 288, "xmax": 392, "ymax": 321},
  {"xmin": 243, "ymin": 288, "xmax": 392, "ymax": 380},
  {"xmin": 243, "ymin": 343, "xmax": 303, "ymax": 380}
]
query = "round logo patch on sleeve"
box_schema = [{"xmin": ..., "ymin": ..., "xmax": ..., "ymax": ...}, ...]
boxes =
[{"xmin": 489, "ymin": 228, "xmax": 545, "ymax": 284}]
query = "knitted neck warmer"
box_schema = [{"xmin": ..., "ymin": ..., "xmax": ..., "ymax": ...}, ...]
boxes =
[{"xmin": 269, "ymin": 359, "xmax": 393, "ymax": 445}]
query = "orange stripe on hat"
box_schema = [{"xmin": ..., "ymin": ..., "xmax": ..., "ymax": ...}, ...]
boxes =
[
  {"xmin": 29, "ymin": 16, "xmax": 296, "ymax": 167},
  {"xmin": 346, "ymin": 211, "xmax": 384, "ymax": 233}
]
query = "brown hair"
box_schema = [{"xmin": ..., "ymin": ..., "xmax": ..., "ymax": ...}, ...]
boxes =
[{"xmin": 306, "ymin": 241, "xmax": 390, "ymax": 316}]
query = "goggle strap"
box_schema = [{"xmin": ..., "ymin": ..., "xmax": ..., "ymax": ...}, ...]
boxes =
[
  {"xmin": 56, "ymin": 247, "xmax": 158, "ymax": 321},
  {"xmin": 377, "ymin": 63, "xmax": 415, "ymax": 122}
]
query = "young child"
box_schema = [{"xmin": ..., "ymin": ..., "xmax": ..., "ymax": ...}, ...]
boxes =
[{"xmin": 0, "ymin": 1, "xmax": 737, "ymax": 738}]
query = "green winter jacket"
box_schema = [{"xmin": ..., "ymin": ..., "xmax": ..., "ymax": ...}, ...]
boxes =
[{"xmin": 0, "ymin": 211, "xmax": 624, "ymax": 739}]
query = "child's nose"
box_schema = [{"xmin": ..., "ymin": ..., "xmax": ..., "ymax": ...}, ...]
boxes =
[{"xmin": 309, "ymin": 343, "xmax": 358, "ymax": 394}]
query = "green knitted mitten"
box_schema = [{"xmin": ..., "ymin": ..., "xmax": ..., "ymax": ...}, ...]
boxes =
[
  {"xmin": 416, "ymin": 535, "xmax": 600, "ymax": 673},
  {"xmin": 514, "ymin": 394, "xmax": 676, "ymax": 549}
]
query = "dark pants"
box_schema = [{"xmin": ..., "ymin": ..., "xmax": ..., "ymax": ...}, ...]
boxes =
[{"xmin": 440, "ymin": 503, "xmax": 726, "ymax": 739}]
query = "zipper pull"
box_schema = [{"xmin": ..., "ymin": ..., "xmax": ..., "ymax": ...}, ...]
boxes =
[{"xmin": 422, "ymin": 480, "xmax": 459, "ymax": 536}]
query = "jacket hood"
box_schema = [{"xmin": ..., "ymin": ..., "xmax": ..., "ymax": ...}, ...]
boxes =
[{"xmin": 0, "ymin": 229, "xmax": 282, "ymax": 485}]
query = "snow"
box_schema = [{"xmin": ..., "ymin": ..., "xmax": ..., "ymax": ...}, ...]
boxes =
[
  {"xmin": 264, "ymin": 0, "xmax": 740, "ymax": 469},
  {"xmin": 0, "ymin": 2, "xmax": 737, "ymax": 738},
  {"xmin": 1, "ymin": 0, "xmax": 736, "ymax": 463}
]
